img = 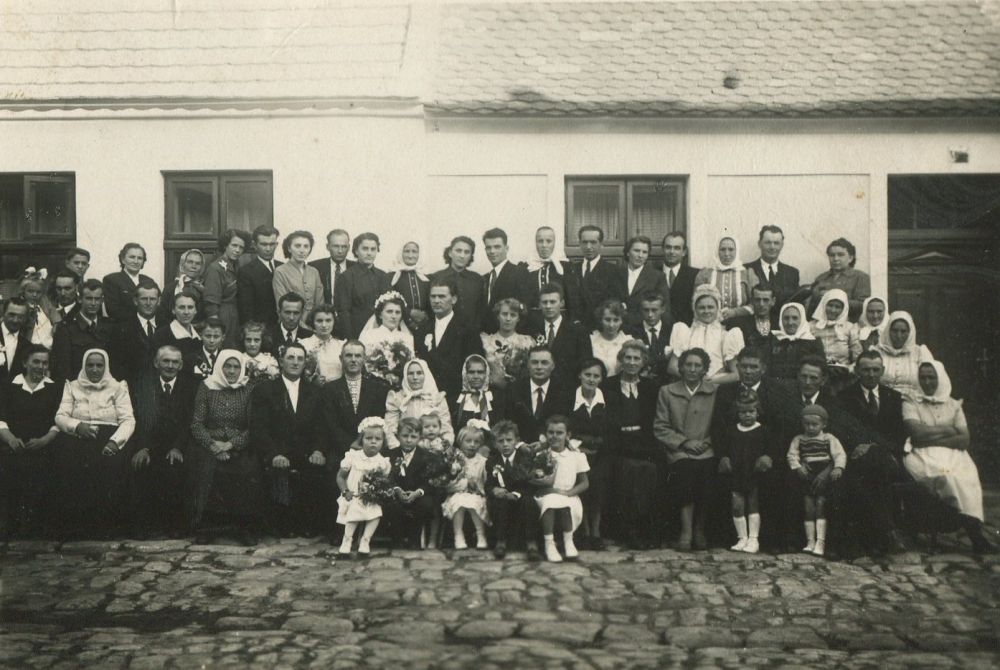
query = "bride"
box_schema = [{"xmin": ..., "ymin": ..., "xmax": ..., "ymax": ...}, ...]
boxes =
[{"xmin": 359, "ymin": 291, "xmax": 415, "ymax": 353}]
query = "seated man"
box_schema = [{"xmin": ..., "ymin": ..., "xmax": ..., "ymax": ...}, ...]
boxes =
[
  {"xmin": 383, "ymin": 418, "xmax": 441, "ymax": 548},
  {"xmin": 486, "ymin": 420, "xmax": 541, "ymax": 560},
  {"xmin": 323, "ymin": 341, "xmax": 390, "ymax": 464},
  {"xmin": 128, "ymin": 345, "xmax": 197, "ymax": 536},
  {"xmin": 504, "ymin": 346, "xmax": 572, "ymax": 444}
]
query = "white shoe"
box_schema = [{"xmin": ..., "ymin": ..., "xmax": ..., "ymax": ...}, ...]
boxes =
[
  {"xmin": 730, "ymin": 538, "xmax": 748, "ymax": 552},
  {"xmin": 454, "ymin": 535, "xmax": 467, "ymax": 550},
  {"xmin": 812, "ymin": 539, "xmax": 825, "ymax": 556},
  {"xmin": 544, "ymin": 541, "xmax": 563, "ymax": 563},
  {"xmin": 338, "ymin": 538, "xmax": 353, "ymax": 555},
  {"xmin": 358, "ymin": 537, "xmax": 371, "ymax": 555},
  {"xmin": 802, "ymin": 541, "xmax": 816, "ymax": 554},
  {"xmin": 563, "ymin": 534, "xmax": 579, "ymax": 559},
  {"xmin": 475, "ymin": 535, "xmax": 488, "ymax": 550},
  {"xmin": 742, "ymin": 538, "xmax": 759, "ymax": 554}
]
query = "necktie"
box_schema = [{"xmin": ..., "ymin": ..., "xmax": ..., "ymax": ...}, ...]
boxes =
[
  {"xmin": 488, "ymin": 269, "xmax": 497, "ymax": 304},
  {"xmin": 285, "ymin": 330, "xmax": 295, "ymax": 346},
  {"xmin": 867, "ymin": 390, "xmax": 879, "ymax": 416},
  {"xmin": 584, "ymin": 259, "xmax": 591, "ymax": 277},
  {"xmin": 649, "ymin": 327, "xmax": 657, "ymax": 347},
  {"xmin": 269, "ymin": 261, "xmax": 275, "ymax": 273},
  {"xmin": 146, "ymin": 320, "xmax": 155, "ymax": 339},
  {"xmin": 547, "ymin": 323, "xmax": 555, "ymax": 343},
  {"xmin": 667, "ymin": 268, "xmax": 674, "ymax": 288},
  {"xmin": 767, "ymin": 265, "xmax": 774, "ymax": 283},
  {"xmin": 162, "ymin": 382, "xmax": 171, "ymax": 397},
  {"xmin": 534, "ymin": 387, "xmax": 545, "ymax": 419}
]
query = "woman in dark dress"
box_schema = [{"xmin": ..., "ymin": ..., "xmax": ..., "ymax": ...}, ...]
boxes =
[
  {"xmin": 103, "ymin": 243, "xmax": 154, "ymax": 323},
  {"xmin": 767, "ymin": 302, "xmax": 825, "ymax": 382},
  {"xmin": 202, "ymin": 229, "xmax": 249, "ymax": 349},
  {"xmin": 189, "ymin": 350, "xmax": 261, "ymax": 540},
  {"xmin": 151, "ymin": 291, "xmax": 203, "ymax": 379},
  {"xmin": 337, "ymin": 232, "xmax": 390, "ymax": 339},
  {"xmin": 158, "ymin": 249, "xmax": 206, "ymax": 325},
  {"xmin": 570, "ymin": 357, "xmax": 611, "ymax": 549},
  {"xmin": 389, "ymin": 241, "xmax": 431, "ymax": 331}
]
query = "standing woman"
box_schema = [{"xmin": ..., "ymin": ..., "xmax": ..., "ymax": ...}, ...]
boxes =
[
  {"xmin": 53, "ymin": 349, "xmax": 135, "ymax": 535},
  {"xmin": 481, "ymin": 298, "xmax": 535, "ymax": 389},
  {"xmin": 571, "ymin": 358, "xmax": 610, "ymax": 549},
  {"xmin": 876, "ymin": 311, "xmax": 934, "ymax": 397},
  {"xmin": 389, "ymin": 241, "xmax": 431, "ymax": 330},
  {"xmin": 853, "ymin": 296, "xmax": 888, "ymax": 353},
  {"xmin": 526, "ymin": 226, "xmax": 582, "ymax": 321},
  {"xmin": 189, "ymin": 350, "xmax": 261, "ymax": 538},
  {"xmin": 809, "ymin": 237, "xmax": 871, "ymax": 320},
  {"xmin": 903, "ymin": 361, "xmax": 992, "ymax": 552},
  {"xmin": 666, "ymin": 285, "xmax": 745, "ymax": 385},
  {"xmin": 614, "ymin": 235, "xmax": 670, "ymax": 329},
  {"xmin": 766, "ymin": 302, "xmax": 826, "ymax": 381},
  {"xmin": 695, "ymin": 237, "xmax": 753, "ymax": 321},
  {"xmin": 337, "ymin": 232, "xmax": 390, "ymax": 340},
  {"xmin": 272, "ymin": 231, "xmax": 324, "ymax": 327},
  {"xmin": 203, "ymin": 229, "xmax": 250, "ymax": 348},
  {"xmin": 103, "ymin": 243, "xmax": 154, "ymax": 323},
  {"xmin": 159, "ymin": 249, "xmax": 206, "ymax": 325},
  {"xmin": 589, "ymin": 299, "xmax": 631, "ymax": 377}
]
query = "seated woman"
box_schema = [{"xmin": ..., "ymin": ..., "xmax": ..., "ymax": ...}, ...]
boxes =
[
  {"xmin": 570, "ymin": 357, "xmax": 610, "ymax": 550},
  {"xmin": 53, "ymin": 349, "xmax": 135, "ymax": 535},
  {"xmin": 589, "ymin": 299, "xmax": 630, "ymax": 377},
  {"xmin": 481, "ymin": 298, "xmax": 535, "ymax": 389},
  {"xmin": 359, "ymin": 291, "xmax": 415, "ymax": 354},
  {"xmin": 453, "ymin": 354, "xmax": 503, "ymax": 431},
  {"xmin": 189, "ymin": 350, "xmax": 261, "ymax": 540},
  {"xmin": 809, "ymin": 289, "xmax": 861, "ymax": 391},
  {"xmin": 666, "ymin": 285, "xmax": 744, "ymax": 385},
  {"xmin": 766, "ymin": 303, "xmax": 826, "ymax": 382},
  {"xmin": 852, "ymin": 296, "xmax": 887, "ymax": 352},
  {"xmin": 389, "ymin": 241, "xmax": 431, "ymax": 330},
  {"xmin": 694, "ymin": 237, "xmax": 753, "ymax": 321},
  {"xmin": 384, "ymin": 359, "xmax": 454, "ymax": 449},
  {"xmin": 808, "ymin": 237, "xmax": 871, "ymax": 320},
  {"xmin": 239, "ymin": 321, "xmax": 279, "ymax": 389},
  {"xmin": 300, "ymin": 304, "xmax": 345, "ymax": 384},
  {"xmin": 903, "ymin": 361, "xmax": 991, "ymax": 552},
  {"xmin": 0, "ymin": 344, "xmax": 63, "ymax": 535},
  {"xmin": 876, "ymin": 311, "xmax": 934, "ymax": 397}
]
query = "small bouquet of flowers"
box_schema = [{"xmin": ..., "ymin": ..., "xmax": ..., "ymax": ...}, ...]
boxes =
[
  {"xmin": 246, "ymin": 353, "xmax": 279, "ymax": 381},
  {"xmin": 494, "ymin": 340, "xmax": 529, "ymax": 383},
  {"xmin": 515, "ymin": 442, "xmax": 555, "ymax": 487},
  {"xmin": 358, "ymin": 470, "xmax": 397, "ymax": 506},
  {"xmin": 303, "ymin": 351, "xmax": 321, "ymax": 385},
  {"xmin": 194, "ymin": 355, "xmax": 214, "ymax": 378},
  {"xmin": 365, "ymin": 340, "xmax": 413, "ymax": 390},
  {"xmin": 426, "ymin": 448, "xmax": 465, "ymax": 491}
]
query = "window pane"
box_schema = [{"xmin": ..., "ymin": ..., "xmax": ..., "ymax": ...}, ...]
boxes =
[
  {"xmin": 27, "ymin": 177, "xmax": 73, "ymax": 236},
  {"xmin": 569, "ymin": 183, "xmax": 622, "ymax": 243},
  {"xmin": 0, "ymin": 177, "xmax": 22, "ymax": 242},
  {"xmin": 889, "ymin": 175, "xmax": 1000, "ymax": 230},
  {"xmin": 170, "ymin": 181, "xmax": 216, "ymax": 235},
  {"xmin": 223, "ymin": 180, "xmax": 271, "ymax": 231},
  {"xmin": 629, "ymin": 182, "xmax": 679, "ymax": 240}
]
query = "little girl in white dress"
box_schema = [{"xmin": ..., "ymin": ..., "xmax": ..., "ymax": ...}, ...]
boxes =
[
  {"xmin": 534, "ymin": 415, "xmax": 590, "ymax": 562},
  {"xmin": 336, "ymin": 417, "xmax": 392, "ymax": 556},
  {"xmin": 441, "ymin": 421, "xmax": 491, "ymax": 549}
]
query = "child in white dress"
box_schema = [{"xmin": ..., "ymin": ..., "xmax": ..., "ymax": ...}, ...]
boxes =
[
  {"xmin": 384, "ymin": 359, "xmax": 454, "ymax": 448},
  {"xmin": 535, "ymin": 415, "xmax": 590, "ymax": 562},
  {"xmin": 441, "ymin": 421, "xmax": 491, "ymax": 549},
  {"xmin": 336, "ymin": 417, "xmax": 392, "ymax": 556}
]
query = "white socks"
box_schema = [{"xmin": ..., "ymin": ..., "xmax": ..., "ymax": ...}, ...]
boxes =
[
  {"xmin": 731, "ymin": 516, "xmax": 748, "ymax": 551},
  {"xmin": 814, "ymin": 519, "xmax": 827, "ymax": 556},
  {"xmin": 340, "ymin": 522, "xmax": 357, "ymax": 554},
  {"xmin": 358, "ymin": 519, "xmax": 379, "ymax": 554},
  {"xmin": 731, "ymin": 515, "xmax": 761, "ymax": 553},
  {"xmin": 543, "ymin": 535, "xmax": 563, "ymax": 562},
  {"xmin": 563, "ymin": 532, "xmax": 579, "ymax": 559},
  {"xmin": 745, "ymin": 513, "xmax": 760, "ymax": 554},
  {"xmin": 803, "ymin": 521, "xmax": 816, "ymax": 553}
]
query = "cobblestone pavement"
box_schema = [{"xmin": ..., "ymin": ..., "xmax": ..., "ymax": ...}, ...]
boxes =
[{"xmin": 2, "ymin": 500, "xmax": 1000, "ymax": 668}]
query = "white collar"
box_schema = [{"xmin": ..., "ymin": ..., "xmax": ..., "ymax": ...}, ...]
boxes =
[
  {"xmin": 436, "ymin": 310, "xmax": 454, "ymax": 328},
  {"xmin": 491, "ymin": 259, "xmax": 509, "ymax": 274},
  {"xmin": 1, "ymin": 323, "xmax": 15, "ymax": 340},
  {"xmin": 742, "ymin": 380, "xmax": 761, "ymax": 391},
  {"xmin": 160, "ymin": 376, "xmax": 175, "ymax": 388},
  {"xmin": 544, "ymin": 314, "xmax": 563, "ymax": 333},
  {"xmin": 282, "ymin": 375, "xmax": 301, "ymax": 388},
  {"xmin": 574, "ymin": 387, "xmax": 605, "ymax": 411},
  {"xmin": 125, "ymin": 271, "xmax": 141, "ymax": 285},
  {"xmin": 627, "ymin": 264, "xmax": 643, "ymax": 276},
  {"xmin": 137, "ymin": 314, "xmax": 155, "ymax": 328},
  {"xmin": 12, "ymin": 374, "xmax": 54, "ymax": 393},
  {"xmin": 663, "ymin": 262, "xmax": 681, "ymax": 272},
  {"xmin": 863, "ymin": 385, "xmax": 880, "ymax": 400},
  {"xmin": 283, "ymin": 325, "xmax": 299, "ymax": 337},
  {"xmin": 737, "ymin": 421, "xmax": 762, "ymax": 432},
  {"xmin": 586, "ymin": 255, "xmax": 601, "ymax": 266},
  {"xmin": 685, "ymin": 382, "xmax": 702, "ymax": 396},
  {"xmin": 760, "ymin": 259, "xmax": 779, "ymax": 271},
  {"xmin": 803, "ymin": 391, "xmax": 820, "ymax": 404},
  {"xmin": 531, "ymin": 379, "xmax": 551, "ymax": 394},
  {"xmin": 78, "ymin": 314, "xmax": 95, "ymax": 328},
  {"xmin": 61, "ymin": 301, "xmax": 77, "ymax": 313},
  {"xmin": 259, "ymin": 256, "xmax": 274, "ymax": 268},
  {"xmin": 330, "ymin": 258, "xmax": 346, "ymax": 270},
  {"xmin": 170, "ymin": 320, "xmax": 199, "ymax": 340},
  {"xmin": 644, "ymin": 320, "xmax": 664, "ymax": 333}
]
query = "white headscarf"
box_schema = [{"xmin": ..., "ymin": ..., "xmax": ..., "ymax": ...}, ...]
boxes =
[
  {"xmin": 77, "ymin": 348, "xmax": 119, "ymax": 391},
  {"xmin": 857, "ymin": 296, "xmax": 887, "ymax": 341},
  {"xmin": 916, "ymin": 359, "xmax": 952, "ymax": 405},
  {"xmin": 705, "ymin": 236, "xmax": 744, "ymax": 305},
  {"xmin": 400, "ymin": 358, "xmax": 440, "ymax": 402},
  {"xmin": 389, "ymin": 241, "xmax": 429, "ymax": 286},
  {"xmin": 811, "ymin": 289, "xmax": 851, "ymax": 338},
  {"xmin": 878, "ymin": 310, "xmax": 918, "ymax": 356},
  {"xmin": 204, "ymin": 349, "xmax": 250, "ymax": 390},
  {"xmin": 691, "ymin": 284, "xmax": 725, "ymax": 327},
  {"xmin": 772, "ymin": 302, "xmax": 815, "ymax": 341},
  {"xmin": 457, "ymin": 354, "xmax": 493, "ymax": 415},
  {"xmin": 526, "ymin": 228, "xmax": 568, "ymax": 274}
]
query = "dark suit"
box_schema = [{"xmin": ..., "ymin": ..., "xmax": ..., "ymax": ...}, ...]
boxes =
[
  {"xmin": 238, "ymin": 257, "xmax": 282, "ymax": 326},
  {"xmin": 745, "ymin": 259, "xmax": 800, "ymax": 309},
  {"xmin": 51, "ymin": 314, "xmax": 113, "ymax": 382},
  {"xmin": 573, "ymin": 257, "xmax": 618, "ymax": 331},
  {"xmin": 323, "ymin": 375, "xmax": 391, "ymax": 462},
  {"xmin": 664, "ymin": 264, "xmax": 700, "ymax": 326},
  {"xmin": 482, "ymin": 261, "xmax": 532, "ymax": 331},
  {"xmin": 615, "ymin": 264, "xmax": 671, "ymax": 329},
  {"xmin": 486, "ymin": 449, "xmax": 540, "ymax": 549},
  {"xmin": 336, "ymin": 264, "xmax": 391, "ymax": 339},
  {"xmin": 310, "ymin": 257, "xmax": 356, "ymax": 306},
  {"xmin": 722, "ymin": 313, "xmax": 777, "ymax": 354},
  {"xmin": 430, "ymin": 267, "xmax": 483, "ymax": 328},
  {"xmin": 526, "ymin": 315, "xmax": 592, "ymax": 381},
  {"xmin": 251, "ymin": 376, "xmax": 331, "ymax": 533},
  {"xmin": 504, "ymin": 377, "xmax": 572, "ymax": 444},
  {"xmin": 102, "ymin": 271, "xmax": 155, "ymax": 323},
  {"xmin": 0, "ymin": 327, "xmax": 33, "ymax": 384},
  {"xmin": 264, "ymin": 324, "xmax": 314, "ymax": 355},
  {"xmin": 383, "ymin": 447, "xmax": 441, "ymax": 545},
  {"xmin": 109, "ymin": 315, "xmax": 162, "ymax": 388},
  {"xmin": 627, "ymin": 319, "xmax": 673, "ymax": 385},
  {"xmin": 417, "ymin": 315, "xmax": 484, "ymax": 402},
  {"xmin": 525, "ymin": 261, "xmax": 584, "ymax": 321},
  {"xmin": 128, "ymin": 374, "xmax": 197, "ymax": 530},
  {"xmin": 837, "ymin": 383, "xmax": 907, "ymax": 459}
]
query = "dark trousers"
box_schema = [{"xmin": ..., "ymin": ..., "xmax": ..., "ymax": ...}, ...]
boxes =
[
  {"xmin": 265, "ymin": 463, "xmax": 332, "ymax": 535},
  {"xmin": 488, "ymin": 494, "xmax": 540, "ymax": 548},
  {"xmin": 0, "ymin": 446, "xmax": 52, "ymax": 535},
  {"xmin": 831, "ymin": 445, "xmax": 904, "ymax": 552},
  {"xmin": 52, "ymin": 426, "xmax": 128, "ymax": 534},
  {"xmin": 618, "ymin": 457, "xmax": 661, "ymax": 543},
  {"xmin": 129, "ymin": 450, "xmax": 187, "ymax": 532},
  {"xmin": 384, "ymin": 494, "xmax": 438, "ymax": 545}
]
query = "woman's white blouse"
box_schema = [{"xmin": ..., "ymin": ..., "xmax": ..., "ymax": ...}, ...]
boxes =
[
  {"xmin": 589, "ymin": 331, "xmax": 631, "ymax": 377},
  {"xmin": 666, "ymin": 322, "xmax": 745, "ymax": 377},
  {"xmin": 384, "ymin": 390, "xmax": 455, "ymax": 448},
  {"xmin": 300, "ymin": 336, "xmax": 344, "ymax": 382},
  {"xmin": 55, "ymin": 380, "xmax": 136, "ymax": 448}
]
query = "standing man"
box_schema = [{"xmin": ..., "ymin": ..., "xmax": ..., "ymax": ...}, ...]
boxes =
[
  {"xmin": 431, "ymin": 236, "xmax": 483, "ymax": 328},
  {"xmin": 626, "ymin": 291, "xmax": 672, "ymax": 385},
  {"xmin": 614, "ymin": 235, "xmax": 670, "ymax": 329},
  {"xmin": 310, "ymin": 229, "xmax": 355, "ymax": 337},
  {"xmin": 572, "ymin": 225, "xmax": 618, "ymax": 331},
  {"xmin": 528, "ymin": 283, "xmax": 591, "ymax": 381},
  {"xmin": 109, "ymin": 280, "xmax": 163, "ymax": 387},
  {"xmin": 265, "ymin": 293, "xmax": 314, "ymax": 354},
  {"xmin": 417, "ymin": 277, "xmax": 483, "ymax": 403},
  {"xmin": 238, "ymin": 225, "xmax": 282, "ymax": 326},
  {"xmin": 64, "ymin": 248, "xmax": 91, "ymax": 280},
  {"xmin": 323, "ymin": 341, "xmax": 391, "ymax": 462},
  {"xmin": 0, "ymin": 298, "xmax": 33, "ymax": 384},
  {"xmin": 44, "ymin": 270, "xmax": 82, "ymax": 328},
  {"xmin": 745, "ymin": 225, "xmax": 800, "ymax": 310},
  {"xmin": 481, "ymin": 228, "xmax": 531, "ymax": 331},
  {"xmin": 723, "ymin": 283, "xmax": 778, "ymax": 352},
  {"xmin": 51, "ymin": 279, "xmax": 113, "ymax": 382},
  {"xmin": 661, "ymin": 232, "xmax": 700, "ymax": 326}
]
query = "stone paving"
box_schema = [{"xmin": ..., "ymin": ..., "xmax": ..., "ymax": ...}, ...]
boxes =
[{"xmin": 2, "ymin": 500, "xmax": 1000, "ymax": 668}]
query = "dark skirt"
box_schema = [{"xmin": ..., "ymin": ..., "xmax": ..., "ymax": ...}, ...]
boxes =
[
  {"xmin": 668, "ymin": 458, "xmax": 714, "ymax": 506},
  {"xmin": 730, "ymin": 445, "xmax": 764, "ymax": 494},
  {"xmin": 51, "ymin": 425, "xmax": 128, "ymax": 530},
  {"xmin": 189, "ymin": 445, "xmax": 263, "ymax": 525}
]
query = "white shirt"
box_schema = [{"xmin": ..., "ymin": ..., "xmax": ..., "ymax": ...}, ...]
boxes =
[
  {"xmin": 283, "ymin": 375, "xmax": 301, "ymax": 412},
  {"xmin": 137, "ymin": 314, "xmax": 156, "ymax": 335},
  {"xmin": 2, "ymin": 324, "xmax": 20, "ymax": 365},
  {"xmin": 574, "ymin": 387, "xmax": 605, "ymax": 414},
  {"xmin": 803, "ymin": 391, "xmax": 820, "ymax": 405},
  {"xmin": 663, "ymin": 262, "xmax": 680, "ymax": 284},
  {"xmin": 434, "ymin": 310, "xmax": 454, "ymax": 346},
  {"xmin": 864, "ymin": 386, "xmax": 880, "ymax": 402},
  {"xmin": 329, "ymin": 259, "xmax": 346, "ymax": 295},
  {"xmin": 644, "ymin": 320, "xmax": 665, "ymax": 342},
  {"xmin": 259, "ymin": 256, "xmax": 275, "ymax": 273},
  {"xmin": 544, "ymin": 314, "xmax": 563, "ymax": 340},
  {"xmin": 126, "ymin": 271, "xmax": 141, "ymax": 286},
  {"xmin": 282, "ymin": 326, "xmax": 300, "ymax": 342},
  {"xmin": 760, "ymin": 260, "xmax": 779, "ymax": 278},
  {"xmin": 627, "ymin": 265, "xmax": 643, "ymax": 295},
  {"xmin": 161, "ymin": 377, "xmax": 175, "ymax": 394},
  {"xmin": 487, "ymin": 260, "xmax": 508, "ymax": 301},
  {"xmin": 59, "ymin": 302, "xmax": 77, "ymax": 317},
  {"xmin": 530, "ymin": 379, "xmax": 551, "ymax": 413}
]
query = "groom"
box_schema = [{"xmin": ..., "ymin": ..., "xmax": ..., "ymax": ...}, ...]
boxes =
[{"xmin": 416, "ymin": 277, "xmax": 483, "ymax": 404}]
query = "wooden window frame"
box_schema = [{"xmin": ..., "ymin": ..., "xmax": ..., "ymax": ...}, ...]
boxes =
[{"xmin": 0, "ymin": 172, "xmax": 76, "ymax": 250}]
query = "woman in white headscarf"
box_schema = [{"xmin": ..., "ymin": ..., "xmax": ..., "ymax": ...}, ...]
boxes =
[
  {"xmin": 190, "ymin": 350, "xmax": 261, "ymax": 536},
  {"xmin": 766, "ymin": 302, "xmax": 826, "ymax": 381},
  {"xmin": 876, "ymin": 311, "xmax": 934, "ymax": 397},
  {"xmin": 53, "ymin": 348, "xmax": 135, "ymax": 533},
  {"xmin": 384, "ymin": 358, "xmax": 454, "ymax": 449},
  {"xmin": 852, "ymin": 296, "xmax": 888, "ymax": 352},
  {"xmin": 903, "ymin": 360, "xmax": 991, "ymax": 552},
  {"xmin": 388, "ymin": 241, "xmax": 431, "ymax": 329},
  {"xmin": 694, "ymin": 236, "xmax": 754, "ymax": 320},
  {"xmin": 665, "ymin": 285, "xmax": 744, "ymax": 385},
  {"xmin": 809, "ymin": 289, "xmax": 861, "ymax": 368}
]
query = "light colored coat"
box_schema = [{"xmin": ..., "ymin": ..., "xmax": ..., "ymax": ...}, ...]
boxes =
[{"xmin": 653, "ymin": 380, "xmax": 717, "ymax": 464}]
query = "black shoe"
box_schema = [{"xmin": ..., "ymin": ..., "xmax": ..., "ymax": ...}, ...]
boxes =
[
  {"xmin": 526, "ymin": 545, "xmax": 541, "ymax": 562},
  {"xmin": 493, "ymin": 542, "xmax": 507, "ymax": 559},
  {"xmin": 590, "ymin": 537, "xmax": 606, "ymax": 551}
]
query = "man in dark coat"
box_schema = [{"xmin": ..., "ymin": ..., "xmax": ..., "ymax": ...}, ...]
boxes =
[
  {"xmin": 51, "ymin": 279, "xmax": 113, "ymax": 382},
  {"xmin": 570, "ymin": 225, "xmax": 619, "ymax": 330},
  {"xmin": 323, "ymin": 340, "xmax": 390, "ymax": 461},
  {"xmin": 626, "ymin": 291, "xmax": 673, "ymax": 386},
  {"xmin": 723, "ymin": 283, "xmax": 779, "ymax": 353},
  {"xmin": 504, "ymin": 346, "xmax": 573, "ymax": 444},
  {"xmin": 0, "ymin": 298, "xmax": 34, "ymax": 384},
  {"xmin": 613, "ymin": 235, "xmax": 671, "ymax": 330},
  {"xmin": 310, "ymin": 228, "xmax": 356, "ymax": 308},
  {"xmin": 744, "ymin": 225, "xmax": 801, "ymax": 311},
  {"xmin": 250, "ymin": 342, "xmax": 330, "ymax": 536},
  {"xmin": 264, "ymin": 293, "xmax": 314, "ymax": 354},
  {"xmin": 661, "ymin": 232, "xmax": 700, "ymax": 326},
  {"xmin": 237, "ymin": 225, "xmax": 282, "ymax": 326},
  {"xmin": 109, "ymin": 281, "xmax": 163, "ymax": 388},
  {"xmin": 417, "ymin": 277, "xmax": 484, "ymax": 403},
  {"xmin": 481, "ymin": 228, "xmax": 533, "ymax": 332},
  {"xmin": 526, "ymin": 283, "xmax": 592, "ymax": 382}
]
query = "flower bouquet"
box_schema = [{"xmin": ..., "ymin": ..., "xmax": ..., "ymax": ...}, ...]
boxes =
[
  {"xmin": 426, "ymin": 448, "xmax": 465, "ymax": 491},
  {"xmin": 494, "ymin": 340, "xmax": 529, "ymax": 383},
  {"xmin": 246, "ymin": 353, "xmax": 279, "ymax": 381},
  {"xmin": 358, "ymin": 470, "xmax": 397, "ymax": 506},
  {"xmin": 515, "ymin": 443, "xmax": 555, "ymax": 487},
  {"xmin": 365, "ymin": 340, "xmax": 413, "ymax": 390}
]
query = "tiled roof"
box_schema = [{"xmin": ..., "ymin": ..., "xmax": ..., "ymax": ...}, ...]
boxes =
[
  {"xmin": 430, "ymin": 0, "xmax": 1000, "ymax": 117},
  {"xmin": 0, "ymin": 0, "xmax": 418, "ymax": 108}
]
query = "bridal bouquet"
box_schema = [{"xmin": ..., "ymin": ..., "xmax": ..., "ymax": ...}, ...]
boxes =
[{"xmin": 364, "ymin": 340, "xmax": 413, "ymax": 390}]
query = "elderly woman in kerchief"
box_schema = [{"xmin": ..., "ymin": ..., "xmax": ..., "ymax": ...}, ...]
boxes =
[
  {"xmin": 159, "ymin": 249, "xmax": 206, "ymax": 324},
  {"xmin": 384, "ymin": 358, "xmax": 454, "ymax": 449},
  {"xmin": 452, "ymin": 354, "xmax": 504, "ymax": 432},
  {"xmin": 766, "ymin": 302, "xmax": 826, "ymax": 382},
  {"xmin": 53, "ymin": 348, "xmax": 135, "ymax": 534},
  {"xmin": 389, "ymin": 241, "xmax": 431, "ymax": 329},
  {"xmin": 809, "ymin": 288, "xmax": 861, "ymax": 392},
  {"xmin": 852, "ymin": 296, "xmax": 888, "ymax": 353},
  {"xmin": 666, "ymin": 285, "xmax": 745, "ymax": 385},
  {"xmin": 903, "ymin": 360, "xmax": 992, "ymax": 552},
  {"xmin": 189, "ymin": 349, "xmax": 261, "ymax": 539},
  {"xmin": 694, "ymin": 236, "xmax": 755, "ymax": 320},
  {"xmin": 876, "ymin": 311, "xmax": 934, "ymax": 397}
]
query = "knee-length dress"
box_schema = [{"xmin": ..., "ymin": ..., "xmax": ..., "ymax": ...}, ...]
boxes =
[
  {"xmin": 718, "ymin": 423, "xmax": 769, "ymax": 493},
  {"xmin": 441, "ymin": 453, "xmax": 488, "ymax": 521},
  {"xmin": 535, "ymin": 448, "xmax": 590, "ymax": 531},
  {"xmin": 336, "ymin": 449, "xmax": 392, "ymax": 523},
  {"xmin": 203, "ymin": 259, "xmax": 241, "ymax": 348}
]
